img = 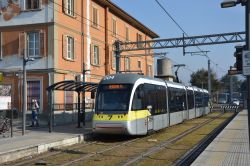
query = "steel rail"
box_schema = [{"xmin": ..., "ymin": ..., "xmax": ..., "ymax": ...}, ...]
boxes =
[
  {"xmin": 118, "ymin": 112, "xmax": 226, "ymax": 166},
  {"xmin": 61, "ymin": 137, "xmax": 142, "ymax": 166},
  {"xmin": 173, "ymin": 111, "xmax": 238, "ymax": 166},
  {"xmin": 11, "ymin": 141, "xmax": 98, "ymax": 166}
]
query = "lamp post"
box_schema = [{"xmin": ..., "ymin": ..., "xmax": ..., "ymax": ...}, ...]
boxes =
[
  {"xmin": 173, "ymin": 64, "xmax": 186, "ymax": 83},
  {"xmin": 81, "ymin": 65, "xmax": 90, "ymax": 127},
  {"xmin": 22, "ymin": 54, "xmax": 34, "ymax": 135},
  {"xmin": 221, "ymin": 0, "xmax": 250, "ymax": 149}
]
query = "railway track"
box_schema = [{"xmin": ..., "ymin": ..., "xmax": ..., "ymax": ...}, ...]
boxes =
[
  {"xmin": 118, "ymin": 112, "xmax": 228, "ymax": 166},
  {"xmin": 173, "ymin": 111, "xmax": 238, "ymax": 166},
  {"xmin": 9, "ymin": 135, "xmax": 144, "ymax": 166},
  {"xmin": 8, "ymin": 112, "xmax": 234, "ymax": 166}
]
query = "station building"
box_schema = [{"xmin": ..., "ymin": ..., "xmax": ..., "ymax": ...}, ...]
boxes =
[{"xmin": 0, "ymin": 0, "xmax": 159, "ymax": 113}]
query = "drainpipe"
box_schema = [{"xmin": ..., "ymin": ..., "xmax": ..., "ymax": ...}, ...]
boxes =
[
  {"xmin": 145, "ymin": 36, "xmax": 148, "ymax": 76},
  {"xmin": 105, "ymin": 6, "xmax": 110, "ymax": 75}
]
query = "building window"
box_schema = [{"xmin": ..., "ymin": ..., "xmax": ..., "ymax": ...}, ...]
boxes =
[
  {"xmin": 148, "ymin": 65, "xmax": 152, "ymax": 77},
  {"xmin": 67, "ymin": 36, "xmax": 74, "ymax": 60},
  {"xmin": 125, "ymin": 57, "xmax": 130, "ymax": 71},
  {"xmin": 137, "ymin": 33, "xmax": 143, "ymax": 48},
  {"xmin": 125, "ymin": 26, "xmax": 129, "ymax": 41},
  {"xmin": 93, "ymin": 45, "xmax": 99, "ymax": 65},
  {"xmin": 112, "ymin": 51, "xmax": 116, "ymax": 69},
  {"xmin": 26, "ymin": 0, "xmax": 40, "ymax": 10},
  {"xmin": 112, "ymin": 18, "xmax": 117, "ymax": 36},
  {"xmin": 65, "ymin": 91, "xmax": 73, "ymax": 104},
  {"xmin": 64, "ymin": 78, "xmax": 74, "ymax": 110},
  {"xmin": 65, "ymin": 0, "xmax": 74, "ymax": 16},
  {"xmin": 92, "ymin": 6, "xmax": 98, "ymax": 27},
  {"xmin": 28, "ymin": 32, "xmax": 40, "ymax": 57},
  {"xmin": 27, "ymin": 80, "xmax": 41, "ymax": 111},
  {"xmin": 138, "ymin": 60, "xmax": 142, "ymax": 69}
]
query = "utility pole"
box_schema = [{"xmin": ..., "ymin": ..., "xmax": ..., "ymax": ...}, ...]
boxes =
[
  {"xmin": 221, "ymin": 0, "xmax": 250, "ymax": 148},
  {"xmin": 22, "ymin": 52, "xmax": 27, "ymax": 135},
  {"xmin": 82, "ymin": 65, "xmax": 90, "ymax": 127},
  {"xmin": 185, "ymin": 51, "xmax": 211, "ymax": 95},
  {"xmin": 230, "ymin": 76, "xmax": 233, "ymax": 101},
  {"xmin": 22, "ymin": 39, "xmax": 34, "ymax": 135},
  {"xmin": 208, "ymin": 59, "xmax": 211, "ymax": 97},
  {"xmin": 245, "ymin": 0, "xmax": 250, "ymax": 150}
]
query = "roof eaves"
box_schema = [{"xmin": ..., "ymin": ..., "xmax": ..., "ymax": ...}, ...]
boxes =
[{"xmin": 97, "ymin": 0, "xmax": 159, "ymax": 39}]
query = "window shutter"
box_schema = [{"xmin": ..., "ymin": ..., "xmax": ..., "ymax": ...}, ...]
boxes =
[
  {"xmin": 62, "ymin": 0, "xmax": 67, "ymax": 13},
  {"xmin": 19, "ymin": 32, "xmax": 26, "ymax": 57},
  {"xmin": 19, "ymin": 0, "xmax": 25, "ymax": 11},
  {"xmin": 90, "ymin": 44, "xmax": 92, "ymax": 64},
  {"xmin": 63, "ymin": 35, "xmax": 67, "ymax": 59},
  {"xmin": 39, "ymin": 0, "xmax": 43, "ymax": 9},
  {"xmin": 97, "ymin": 46, "xmax": 100, "ymax": 65},
  {"xmin": 74, "ymin": 0, "xmax": 77, "ymax": 18},
  {"xmin": 73, "ymin": 37, "xmax": 76, "ymax": 60},
  {"xmin": 40, "ymin": 30, "xmax": 45, "ymax": 57}
]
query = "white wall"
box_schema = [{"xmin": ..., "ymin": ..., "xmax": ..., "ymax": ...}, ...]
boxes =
[{"xmin": 0, "ymin": 0, "xmax": 54, "ymax": 27}]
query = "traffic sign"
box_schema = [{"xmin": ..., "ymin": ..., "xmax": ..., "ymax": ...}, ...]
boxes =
[
  {"xmin": 243, "ymin": 51, "xmax": 250, "ymax": 76},
  {"xmin": 228, "ymin": 69, "xmax": 242, "ymax": 75}
]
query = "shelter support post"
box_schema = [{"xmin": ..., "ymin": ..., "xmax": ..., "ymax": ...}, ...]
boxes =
[
  {"xmin": 83, "ymin": 91, "xmax": 86, "ymax": 126},
  {"xmin": 77, "ymin": 92, "xmax": 81, "ymax": 128},
  {"xmin": 49, "ymin": 91, "xmax": 53, "ymax": 133}
]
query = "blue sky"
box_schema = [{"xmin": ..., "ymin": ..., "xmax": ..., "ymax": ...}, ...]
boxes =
[{"xmin": 112, "ymin": 0, "xmax": 245, "ymax": 84}]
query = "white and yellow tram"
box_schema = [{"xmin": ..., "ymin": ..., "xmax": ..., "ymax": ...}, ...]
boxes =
[{"xmin": 92, "ymin": 73, "xmax": 209, "ymax": 135}]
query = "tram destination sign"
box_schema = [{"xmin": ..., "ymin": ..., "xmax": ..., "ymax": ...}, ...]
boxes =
[{"xmin": 243, "ymin": 51, "xmax": 250, "ymax": 76}]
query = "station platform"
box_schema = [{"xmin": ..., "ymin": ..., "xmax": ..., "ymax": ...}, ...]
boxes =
[
  {"xmin": 192, "ymin": 109, "xmax": 250, "ymax": 166},
  {"xmin": 0, "ymin": 122, "xmax": 92, "ymax": 164}
]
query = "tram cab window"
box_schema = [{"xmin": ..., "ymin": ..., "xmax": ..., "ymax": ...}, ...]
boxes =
[{"xmin": 96, "ymin": 84, "xmax": 132, "ymax": 113}]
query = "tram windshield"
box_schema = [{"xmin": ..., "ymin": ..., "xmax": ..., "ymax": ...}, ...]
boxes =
[{"xmin": 96, "ymin": 84, "xmax": 132, "ymax": 113}]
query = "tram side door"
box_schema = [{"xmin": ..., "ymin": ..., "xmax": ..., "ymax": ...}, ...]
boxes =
[
  {"xmin": 183, "ymin": 91, "xmax": 188, "ymax": 120},
  {"xmin": 147, "ymin": 105, "xmax": 153, "ymax": 131}
]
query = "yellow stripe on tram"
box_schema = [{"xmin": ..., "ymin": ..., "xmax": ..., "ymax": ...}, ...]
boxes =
[{"xmin": 93, "ymin": 110, "xmax": 151, "ymax": 121}]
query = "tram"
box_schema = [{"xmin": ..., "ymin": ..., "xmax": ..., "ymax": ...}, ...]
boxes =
[{"xmin": 92, "ymin": 73, "xmax": 209, "ymax": 135}]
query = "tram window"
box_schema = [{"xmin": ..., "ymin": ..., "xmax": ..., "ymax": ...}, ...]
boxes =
[
  {"xmin": 156, "ymin": 86, "xmax": 167, "ymax": 114},
  {"xmin": 195, "ymin": 91, "xmax": 203, "ymax": 108},
  {"xmin": 142, "ymin": 84, "xmax": 155, "ymax": 113},
  {"xmin": 168, "ymin": 87, "xmax": 186, "ymax": 113},
  {"xmin": 132, "ymin": 84, "xmax": 167, "ymax": 114},
  {"xmin": 203, "ymin": 93, "xmax": 209, "ymax": 107},
  {"xmin": 181, "ymin": 89, "xmax": 187, "ymax": 110},
  {"xmin": 187, "ymin": 90, "xmax": 194, "ymax": 109},
  {"xmin": 132, "ymin": 85, "xmax": 143, "ymax": 110}
]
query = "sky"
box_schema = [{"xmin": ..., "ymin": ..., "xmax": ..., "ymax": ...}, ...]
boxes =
[{"xmin": 112, "ymin": 0, "xmax": 245, "ymax": 84}]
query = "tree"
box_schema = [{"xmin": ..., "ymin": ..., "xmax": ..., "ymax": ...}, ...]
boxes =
[
  {"xmin": 220, "ymin": 75, "xmax": 242, "ymax": 93},
  {"xmin": 190, "ymin": 68, "xmax": 220, "ymax": 92}
]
